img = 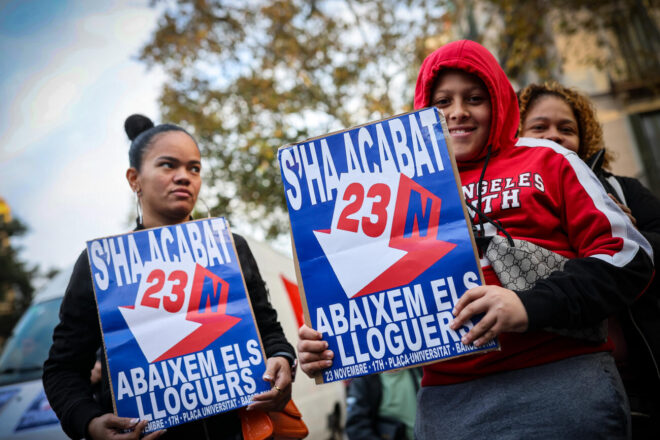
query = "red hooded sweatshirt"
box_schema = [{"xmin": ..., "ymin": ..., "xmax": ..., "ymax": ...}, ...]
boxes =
[{"xmin": 414, "ymin": 40, "xmax": 653, "ymax": 385}]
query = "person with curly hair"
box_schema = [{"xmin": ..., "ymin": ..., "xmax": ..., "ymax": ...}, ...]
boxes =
[
  {"xmin": 519, "ymin": 81, "xmax": 660, "ymax": 438},
  {"xmin": 519, "ymin": 82, "xmax": 614, "ymax": 167}
]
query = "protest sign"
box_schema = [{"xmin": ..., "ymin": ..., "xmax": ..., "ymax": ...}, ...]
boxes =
[
  {"xmin": 87, "ymin": 218, "xmax": 268, "ymax": 433},
  {"xmin": 278, "ymin": 108, "xmax": 497, "ymax": 384}
]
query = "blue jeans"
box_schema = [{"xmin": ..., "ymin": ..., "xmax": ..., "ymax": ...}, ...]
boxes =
[{"xmin": 415, "ymin": 352, "xmax": 630, "ymax": 439}]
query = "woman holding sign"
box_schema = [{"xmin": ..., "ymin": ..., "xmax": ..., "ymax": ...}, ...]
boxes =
[
  {"xmin": 44, "ymin": 115, "xmax": 296, "ymax": 440},
  {"xmin": 298, "ymin": 40, "xmax": 653, "ymax": 438}
]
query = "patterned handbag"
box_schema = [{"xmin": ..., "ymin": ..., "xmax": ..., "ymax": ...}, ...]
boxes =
[{"xmin": 484, "ymin": 235, "xmax": 608, "ymax": 343}]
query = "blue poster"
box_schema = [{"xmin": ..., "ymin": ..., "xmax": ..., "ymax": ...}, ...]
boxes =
[
  {"xmin": 278, "ymin": 108, "xmax": 497, "ymax": 383},
  {"xmin": 87, "ymin": 218, "xmax": 268, "ymax": 433}
]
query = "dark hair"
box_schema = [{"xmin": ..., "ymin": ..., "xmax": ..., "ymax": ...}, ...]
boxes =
[{"xmin": 124, "ymin": 114, "xmax": 197, "ymax": 170}]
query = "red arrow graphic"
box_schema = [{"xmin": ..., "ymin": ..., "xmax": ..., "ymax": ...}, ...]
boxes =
[
  {"xmin": 281, "ymin": 275, "xmax": 304, "ymax": 328},
  {"xmin": 354, "ymin": 174, "xmax": 456, "ymax": 297},
  {"xmin": 154, "ymin": 264, "xmax": 241, "ymax": 362}
]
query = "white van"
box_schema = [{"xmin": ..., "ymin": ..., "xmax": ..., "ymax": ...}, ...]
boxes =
[{"xmin": 0, "ymin": 237, "xmax": 345, "ymax": 439}]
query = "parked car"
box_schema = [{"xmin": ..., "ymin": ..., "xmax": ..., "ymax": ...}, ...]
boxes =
[
  {"xmin": 0, "ymin": 236, "xmax": 344, "ymax": 440},
  {"xmin": 0, "ymin": 266, "xmax": 72, "ymax": 439}
]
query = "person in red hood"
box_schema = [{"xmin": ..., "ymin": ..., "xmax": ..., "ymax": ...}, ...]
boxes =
[{"xmin": 297, "ymin": 40, "xmax": 653, "ymax": 438}]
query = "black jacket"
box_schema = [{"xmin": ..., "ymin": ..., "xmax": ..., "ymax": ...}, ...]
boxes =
[
  {"xmin": 345, "ymin": 368, "xmax": 422, "ymax": 440},
  {"xmin": 43, "ymin": 232, "xmax": 294, "ymax": 440},
  {"xmin": 593, "ymin": 167, "xmax": 660, "ymax": 430}
]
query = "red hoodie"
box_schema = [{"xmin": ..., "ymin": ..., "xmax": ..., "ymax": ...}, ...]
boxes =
[{"xmin": 414, "ymin": 40, "xmax": 653, "ymax": 385}]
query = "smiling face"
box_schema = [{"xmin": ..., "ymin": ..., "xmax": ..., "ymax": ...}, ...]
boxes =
[
  {"xmin": 127, "ymin": 130, "xmax": 202, "ymax": 228},
  {"xmin": 430, "ymin": 69, "xmax": 492, "ymax": 162},
  {"xmin": 520, "ymin": 95, "xmax": 580, "ymax": 153}
]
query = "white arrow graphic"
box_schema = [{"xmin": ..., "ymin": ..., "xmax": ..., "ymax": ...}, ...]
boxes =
[
  {"xmin": 119, "ymin": 261, "xmax": 199, "ymax": 363},
  {"xmin": 314, "ymin": 170, "xmax": 405, "ymax": 298}
]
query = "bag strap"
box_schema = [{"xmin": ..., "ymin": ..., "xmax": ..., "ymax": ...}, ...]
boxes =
[{"xmin": 466, "ymin": 197, "xmax": 515, "ymax": 248}]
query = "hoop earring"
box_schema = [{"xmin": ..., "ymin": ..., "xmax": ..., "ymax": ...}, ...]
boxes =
[
  {"xmin": 135, "ymin": 191, "xmax": 143, "ymax": 226},
  {"xmin": 197, "ymin": 196, "xmax": 212, "ymax": 218}
]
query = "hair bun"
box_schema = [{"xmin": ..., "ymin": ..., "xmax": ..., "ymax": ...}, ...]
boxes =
[{"xmin": 124, "ymin": 114, "xmax": 155, "ymax": 141}]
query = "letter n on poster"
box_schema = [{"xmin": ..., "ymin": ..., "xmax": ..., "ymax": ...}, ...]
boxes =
[
  {"xmin": 278, "ymin": 108, "xmax": 499, "ymax": 384},
  {"xmin": 86, "ymin": 218, "xmax": 268, "ymax": 433}
]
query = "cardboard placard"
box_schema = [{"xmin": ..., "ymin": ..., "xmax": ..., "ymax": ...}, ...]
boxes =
[
  {"xmin": 87, "ymin": 218, "xmax": 268, "ymax": 432},
  {"xmin": 278, "ymin": 108, "xmax": 497, "ymax": 383}
]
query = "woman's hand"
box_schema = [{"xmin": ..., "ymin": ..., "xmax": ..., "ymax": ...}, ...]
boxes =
[
  {"xmin": 608, "ymin": 194, "xmax": 637, "ymax": 226},
  {"xmin": 248, "ymin": 356, "xmax": 292, "ymax": 412},
  {"xmin": 90, "ymin": 360, "xmax": 102, "ymax": 385},
  {"xmin": 450, "ymin": 285, "xmax": 528, "ymax": 347},
  {"xmin": 297, "ymin": 325, "xmax": 333, "ymax": 378},
  {"xmin": 87, "ymin": 414, "xmax": 165, "ymax": 440}
]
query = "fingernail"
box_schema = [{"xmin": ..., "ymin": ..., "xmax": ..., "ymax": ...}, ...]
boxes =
[
  {"xmin": 474, "ymin": 340, "xmax": 481, "ymax": 347},
  {"xmin": 130, "ymin": 418, "xmax": 139, "ymax": 425},
  {"xmin": 324, "ymin": 360, "xmax": 332, "ymax": 367},
  {"xmin": 452, "ymin": 308, "xmax": 456, "ymax": 315},
  {"xmin": 263, "ymin": 374, "xmax": 273, "ymax": 381},
  {"xmin": 461, "ymin": 336, "xmax": 468, "ymax": 344},
  {"xmin": 449, "ymin": 320, "xmax": 456, "ymax": 329}
]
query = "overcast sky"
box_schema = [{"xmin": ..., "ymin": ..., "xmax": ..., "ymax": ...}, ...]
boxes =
[{"xmin": 0, "ymin": 0, "xmax": 165, "ymax": 273}]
